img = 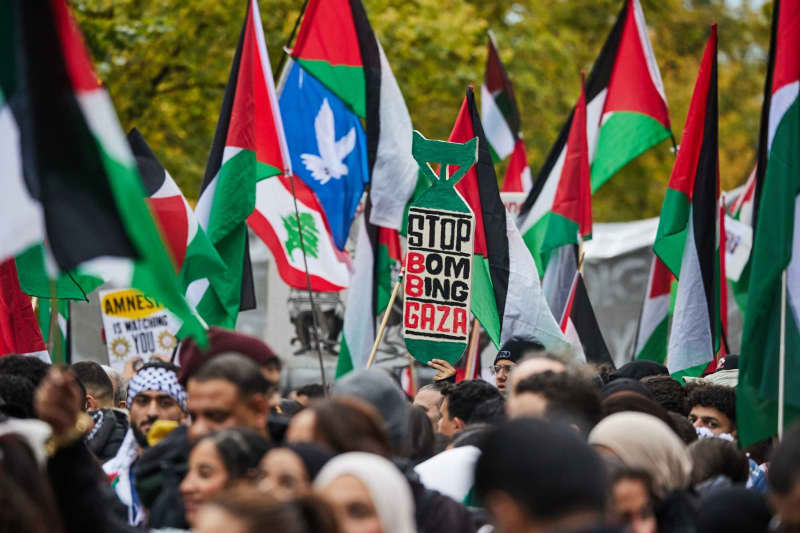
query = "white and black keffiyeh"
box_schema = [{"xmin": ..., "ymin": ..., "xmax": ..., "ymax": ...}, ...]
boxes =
[{"xmin": 127, "ymin": 366, "xmax": 186, "ymax": 410}]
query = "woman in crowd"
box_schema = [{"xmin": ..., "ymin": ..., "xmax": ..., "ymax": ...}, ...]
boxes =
[
  {"xmin": 315, "ymin": 452, "xmax": 417, "ymax": 533},
  {"xmin": 258, "ymin": 442, "xmax": 334, "ymax": 501},
  {"xmin": 180, "ymin": 428, "xmax": 271, "ymax": 528}
]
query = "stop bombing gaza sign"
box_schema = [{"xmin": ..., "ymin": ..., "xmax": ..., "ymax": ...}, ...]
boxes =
[{"xmin": 403, "ymin": 131, "xmax": 477, "ymax": 365}]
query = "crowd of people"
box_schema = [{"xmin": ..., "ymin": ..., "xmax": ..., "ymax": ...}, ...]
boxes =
[{"xmin": 0, "ymin": 327, "xmax": 798, "ymax": 533}]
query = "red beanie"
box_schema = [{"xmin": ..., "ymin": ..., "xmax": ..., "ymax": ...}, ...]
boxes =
[{"xmin": 177, "ymin": 327, "xmax": 277, "ymax": 385}]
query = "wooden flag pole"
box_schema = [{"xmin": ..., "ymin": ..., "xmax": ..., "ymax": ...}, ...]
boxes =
[
  {"xmin": 366, "ymin": 268, "xmax": 405, "ymax": 369},
  {"xmin": 464, "ymin": 318, "xmax": 481, "ymax": 379},
  {"xmin": 779, "ymin": 268, "xmax": 787, "ymax": 440}
]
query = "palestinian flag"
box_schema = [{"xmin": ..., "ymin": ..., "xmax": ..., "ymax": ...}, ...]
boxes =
[
  {"xmin": 336, "ymin": 210, "xmax": 401, "ymax": 376},
  {"xmin": 481, "ymin": 32, "xmax": 521, "ymax": 161},
  {"xmin": 291, "ymin": 0, "xmax": 418, "ymax": 231},
  {"xmin": 633, "ymin": 255, "xmax": 674, "ymax": 363},
  {"xmin": 539, "ymin": 74, "xmax": 593, "ymax": 317},
  {"xmin": 0, "ymin": 259, "xmax": 49, "ymax": 363},
  {"xmin": 559, "ymin": 271, "xmax": 614, "ymax": 366},
  {"xmin": 738, "ymin": 0, "xmax": 800, "ymax": 446},
  {"xmin": 501, "ymin": 139, "xmax": 533, "ymax": 195},
  {"xmin": 448, "ymin": 88, "xmax": 567, "ymax": 351},
  {"xmin": 727, "ymin": 165, "xmax": 757, "ymax": 312},
  {"xmin": 128, "ymin": 129, "xmax": 239, "ymax": 328},
  {"xmin": 248, "ymin": 175, "xmax": 351, "ymax": 292},
  {"xmin": 519, "ymin": 0, "xmax": 671, "ymax": 256},
  {"xmin": 0, "ymin": 0, "xmax": 206, "ymax": 343},
  {"xmin": 196, "ymin": 0, "xmax": 289, "ymax": 314},
  {"xmin": 653, "ymin": 26, "xmax": 722, "ymax": 379}
]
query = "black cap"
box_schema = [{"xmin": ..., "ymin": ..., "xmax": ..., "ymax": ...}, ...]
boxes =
[{"xmin": 495, "ymin": 338, "xmax": 544, "ymax": 365}]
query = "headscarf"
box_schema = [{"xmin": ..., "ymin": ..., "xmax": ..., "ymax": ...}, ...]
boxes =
[
  {"xmin": 314, "ymin": 452, "xmax": 416, "ymax": 533},
  {"xmin": 127, "ymin": 365, "xmax": 186, "ymax": 410},
  {"xmin": 589, "ymin": 412, "xmax": 691, "ymax": 498},
  {"xmin": 285, "ymin": 442, "xmax": 335, "ymax": 481}
]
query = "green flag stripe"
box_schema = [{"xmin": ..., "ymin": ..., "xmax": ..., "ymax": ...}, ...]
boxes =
[
  {"xmin": 635, "ymin": 316, "xmax": 669, "ymax": 363},
  {"xmin": 653, "ymin": 188, "xmax": 690, "ymax": 277},
  {"xmin": 471, "ymin": 254, "xmax": 501, "ymax": 347},
  {"xmin": 295, "ymin": 59, "xmax": 366, "ymax": 118}
]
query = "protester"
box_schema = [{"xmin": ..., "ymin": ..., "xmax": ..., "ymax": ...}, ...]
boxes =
[
  {"xmin": 695, "ymin": 487, "xmax": 771, "ymax": 533},
  {"xmin": 0, "ymin": 373, "xmax": 36, "ymax": 418},
  {"xmin": 101, "ymin": 364, "xmax": 127, "ymax": 409},
  {"xmin": 71, "ymin": 361, "xmax": 114, "ymax": 410},
  {"xmin": 767, "ymin": 423, "xmax": 800, "ymax": 530},
  {"xmin": 687, "ymin": 384, "xmax": 736, "ymax": 438},
  {"xmin": 641, "ymin": 375, "xmax": 689, "ymax": 415},
  {"xmin": 475, "ymin": 419, "xmax": 610, "ymax": 533},
  {"xmin": 602, "ymin": 391, "xmax": 679, "ymax": 434},
  {"xmin": 438, "ymin": 380, "xmax": 502, "ymax": 437},
  {"xmin": 492, "ymin": 338, "xmax": 544, "ymax": 394},
  {"xmin": 258, "ymin": 443, "xmax": 334, "ymax": 502},
  {"xmin": 315, "ymin": 452, "xmax": 417, "ymax": 533},
  {"xmin": 608, "ymin": 467, "xmax": 658, "ymax": 533},
  {"xmin": 688, "ymin": 437, "xmax": 749, "ymax": 494},
  {"xmin": 0, "ymin": 354, "xmax": 50, "ymax": 387},
  {"xmin": 71, "ymin": 361, "xmax": 129, "ymax": 462},
  {"xmin": 608, "ymin": 361, "xmax": 669, "ymax": 382},
  {"xmin": 404, "ymin": 405, "xmax": 435, "ymax": 464},
  {"xmin": 291, "ymin": 383, "xmax": 325, "ymax": 406},
  {"xmin": 180, "ymin": 428, "xmax": 270, "ymax": 528},
  {"xmin": 104, "ymin": 361, "xmax": 187, "ymax": 526},
  {"xmin": 668, "ymin": 411, "xmax": 699, "ymax": 445},
  {"xmin": 194, "ymin": 490, "xmax": 339, "ymax": 533},
  {"xmin": 506, "ymin": 347, "xmax": 568, "ymax": 395},
  {"xmin": 185, "ymin": 353, "xmax": 272, "ymax": 439},
  {"xmin": 413, "ymin": 381, "xmax": 449, "ymax": 425}
]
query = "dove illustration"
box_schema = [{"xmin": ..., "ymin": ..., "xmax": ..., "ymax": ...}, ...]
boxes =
[{"xmin": 300, "ymin": 98, "xmax": 356, "ymax": 185}]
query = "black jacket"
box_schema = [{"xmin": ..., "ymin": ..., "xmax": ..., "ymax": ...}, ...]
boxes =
[
  {"xmin": 134, "ymin": 424, "xmax": 190, "ymax": 529},
  {"xmin": 86, "ymin": 409, "xmax": 129, "ymax": 463}
]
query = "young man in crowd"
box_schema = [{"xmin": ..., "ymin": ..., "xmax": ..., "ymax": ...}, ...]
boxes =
[
  {"xmin": 72, "ymin": 361, "xmax": 130, "ymax": 462},
  {"xmin": 687, "ymin": 384, "xmax": 736, "ymax": 438},
  {"xmin": 413, "ymin": 381, "xmax": 449, "ymax": 425},
  {"xmin": 71, "ymin": 361, "xmax": 115, "ymax": 410},
  {"xmin": 438, "ymin": 379, "xmax": 503, "ymax": 437},
  {"xmin": 103, "ymin": 361, "xmax": 187, "ymax": 526},
  {"xmin": 492, "ymin": 338, "xmax": 546, "ymax": 394}
]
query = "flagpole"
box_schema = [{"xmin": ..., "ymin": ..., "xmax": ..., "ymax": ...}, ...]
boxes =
[
  {"xmin": 464, "ymin": 318, "xmax": 481, "ymax": 380},
  {"xmin": 407, "ymin": 354, "xmax": 417, "ymax": 396},
  {"xmin": 366, "ymin": 268, "xmax": 405, "ymax": 369},
  {"xmin": 779, "ymin": 268, "xmax": 787, "ymax": 439},
  {"xmin": 273, "ymin": 0, "xmax": 310, "ymax": 79},
  {"xmin": 287, "ymin": 171, "xmax": 328, "ymax": 391}
]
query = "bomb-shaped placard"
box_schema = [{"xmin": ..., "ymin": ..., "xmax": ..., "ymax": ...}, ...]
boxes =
[{"xmin": 403, "ymin": 131, "xmax": 477, "ymax": 365}]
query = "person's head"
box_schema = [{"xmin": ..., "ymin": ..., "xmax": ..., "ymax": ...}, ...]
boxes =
[
  {"xmin": 0, "ymin": 374, "xmax": 35, "ymax": 419},
  {"xmin": 508, "ymin": 371, "xmax": 603, "ymax": 434},
  {"xmin": 438, "ymin": 380, "xmax": 502, "ymax": 437},
  {"xmin": 403, "ymin": 405, "xmax": 434, "ymax": 464},
  {"xmin": 768, "ymin": 423, "xmax": 800, "ymax": 529},
  {"xmin": 127, "ymin": 362, "xmax": 187, "ymax": 448},
  {"xmin": 589, "ymin": 412, "xmax": 691, "ymax": 499},
  {"xmin": 468, "ymin": 396, "xmax": 507, "ymax": 426},
  {"xmin": 695, "ymin": 487, "xmax": 772, "ymax": 533},
  {"xmin": 412, "ymin": 382, "xmax": 448, "ymax": 425},
  {"xmin": 475, "ymin": 419, "xmax": 608, "ymax": 533},
  {"xmin": 609, "ymin": 361, "xmax": 668, "ymax": 382},
  {"xmin": 258, "ymin": 443, "xmax": 334, "ymax": 502},
  {"xmin": 493, "ymin": 338, "xmax": 544, "ymax": 394},
  {"xmin": 602, "ymin": 391, "xmax": 678, "ymax": 434},
  {"xmin": 263, "ymin": 358, "xmax": 282, "ymax": 386},
  {"xmin": 294, "ymin": 384, "xmax": 325, "ymax": 406},
  {"xmin": 688, "ymin": 437, "xmax": 748, "ymax": 490},
  {"xmin": 668, "ymin": 411, "xmax": 699, "ymax": 444},
  {"xmin": 0, "ymin": 355, "xmax": 49, "ymax": 387},
  {"xmin": 70, "ymin": 361, "xmax": 114, "ymax": 410},
  {"xmin": 286, "ymin": 397, "xmax": 391, "ymax": 457},
  {"xmin": 687, "ymin": 384, "xmax": 736, "ymax": 437},
  {"xmin": 195, "ymin": 490, "xmax": 339, "ymax": 533},
  {"xmin": 180, "ymin": 428, "xmax": 271, "ymax": 527},
  {"xmin": 315, "ymin": 452, "xmax": 416, "ymax": 533},
  {"xmin": 101, "ymin": 365, "xmax": 126, "ymax": 408},
  {"xmin": 609, "ymin": 468, "xmax": 657, "ymax": 533},
  {"xmin": 332, "ymin": 369, "xmax": 409, "ymax": 454},
  {"xmin": 186, "ymin": 354, "xmax": 271, "ymax": 440},
  {"xmin": 507, "ymin": 351, "xmax": 568, "ymax": 395},
  {"xmin": 640, "ymin": 375, "xmax": 688, "ymax": 415},
  {"xmin": 599, "ymin": 378, "xmax": 654, "ymax": 400}
]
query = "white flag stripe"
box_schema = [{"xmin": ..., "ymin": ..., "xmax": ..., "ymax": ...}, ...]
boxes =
[
  {"xmin": 480, "ymin": 83, "xmax": 516, "ymax": 159},
  {"xmin": 632, "ymin": 0, "xmax": 667, "ymax": 103},
  {"xmin": 341, "ymin": 216, "xmax": 375, "ymax": 369}
]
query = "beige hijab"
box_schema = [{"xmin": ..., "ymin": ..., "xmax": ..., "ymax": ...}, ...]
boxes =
[{"xmin": 589, "ymin": 411, "xmax": 692, "ymax": 498}]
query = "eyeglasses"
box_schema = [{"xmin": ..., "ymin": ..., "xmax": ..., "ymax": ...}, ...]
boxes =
[{"xmin": 489, "ymin": 364, "xmax": 516, "ymax": 376}]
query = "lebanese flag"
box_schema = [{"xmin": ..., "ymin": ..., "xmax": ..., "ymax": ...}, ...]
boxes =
[
  {"xmin": 633, "ymin": 256, "xmax": 673, "ymax": 363},
  {"xmin": 447, "ymin": 88, "xmax": 567, "ymax": 352},
  {"xmin": 1, "ymin": 0, "xmax": 206, "ymax": 344},
  {"xmin": 519, "ymin": 0, "xmax": 671, "ymax": 254},
  {"xmin": 196, "ymin": 0, "xmax": 290, "ymax": 316},
  {"xmin": 248, "ymin": 175, "xmax": 350, "ymax": 292},
  {"xmin": 481, "ymin": 33, "xmax": 521, "ymax": 161},
  {"xmin": 738, "ymin": 0, "xmax": 800, "ymax": 445},
  {"xmin": 653, "ymin": 26, "xmax": 722, "ymax": 379},
  {"xmin": 559, "ymin": 271, "xmax": 614, "ymax": 366},
  {"xmin": 291, "ymin": 0, "xmax": 418, "ymax": 231},
  {"xmin": 0, "ymin": 260, "xmax": 49, "ymax": 363},
  {"xmin": 128, "ymin": 129, "xmax": 238, "ymax": 328}
]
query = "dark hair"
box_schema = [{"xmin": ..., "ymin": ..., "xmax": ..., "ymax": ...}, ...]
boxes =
[
  {"xmin": 308, "ymin": 397, "xmax": 392, "ymax": 457},
  {"xmin": 687, "ymin": 384, "xmax": 736, "ymax": 426},
  {"xmin": 295, "ymin": 384, "xmax": 325, "ymax": 399},
  {"xmin": 768, "ymin": 422, "xmax": 800, "ymax": 495},
  {"xmin": 641, "ymin": 375, "xmax": 688, "ymax": 415},
  {"xmin": 475, "ymin": 419, "xmax": 607, "ymax": 521},
  {"xmin": 191, "ymin": 354, "xmax": 270, "ymax": 397},
  {"xmin": 603, "ymin": 391, "xmax": 678, "ymax": 434},
  {"xmin": 0, "ymin": 435, "xmax": 65, "ymax": 533},
  {"xmin": 441, "ymin": 380, "xmax": 502, "ymax": 424},
  {"xmin": 71, "ymin": 361, "xmax": 114, "ymax": 403},
  {"xmin": 193, "ymin": 428, "xmax": 271, "ymax": 482},
  {"xmin": 0, "ymin": 355, "xmax": 49, "ymax": 387},
  {"xmin": 264, "ymin": 358, "xmax": 282, "ymax": 371},
  {"xmin": 207, "ymin": 491, "xmax": 339, "ymax": 533},
  {"xmin": 516, "ymin": 371, "xmax": 604, "ymax": 432},
  {"xmin": 0, "ymin": 375, "xmax": 36, "ymax": 419},
  {"xmin": 668, "ymin": 411, "xmax": 699, "ymax": 444},
  {"xmin": 609, "ymin": 360, "xmax": 668, "ymax": 382},
  {"xmin": 468, "ymin": 397, "xmax": 507, "ymax": 426},
  {"xmin": 403, "ymin": 405, "xmax": 434, "ymax": 464},
  {"xmin": 689, "ymin": 438, "xmax": 749, "ymax": 486}
]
